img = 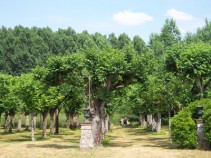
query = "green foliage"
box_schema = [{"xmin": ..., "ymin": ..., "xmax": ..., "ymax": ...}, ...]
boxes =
[
  {"xmin": 102, "ymin": 136, "xmax": 111, "ymax": 145},
  {"xmin": 171, "ymin": 110, "xmax": 197, "ymax": 148}
]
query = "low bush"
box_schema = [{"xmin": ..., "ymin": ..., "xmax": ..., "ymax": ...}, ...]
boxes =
[
  {"xmin": 102, "ymin": 136, "xmax": 110, "ymax": 145},
  {"xmin": 171, "ymin": 110, "xmax": 197, "ymax": 148}
]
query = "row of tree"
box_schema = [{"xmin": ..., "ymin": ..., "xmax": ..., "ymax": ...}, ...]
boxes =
[{"xmin": 0, "ymin": 18, "xmax": 211, "ymax": 145}]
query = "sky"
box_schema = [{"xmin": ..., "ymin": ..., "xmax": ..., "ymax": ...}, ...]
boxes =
[{"xmin": 0, "ymin": 0, "xmax": 211, "ymax": 42}]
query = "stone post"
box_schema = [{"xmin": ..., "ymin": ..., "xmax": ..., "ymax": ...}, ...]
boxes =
[
  {"xmin": 80, "ymin": 122, "xmax": 94, "ymax": 149},
  {"xmin": 196, "ymin": 119, "xmax": 210, "ymax": 150}
]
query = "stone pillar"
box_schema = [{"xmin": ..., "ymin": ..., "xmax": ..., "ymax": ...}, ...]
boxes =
[
  {"xmin": 196, "ymin": 119, "xmax": 210, "ymax": 150},
  {"xmin": 80, "ymin": 123, "xmax": 94, "ymax": 149}
]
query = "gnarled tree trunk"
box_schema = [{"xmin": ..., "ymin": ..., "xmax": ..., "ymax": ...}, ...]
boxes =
[
  {"xmin": 25, "ymin": 113, "xmax": 29, "ymax": 130},
  {"xmin": 156, "ymin": 112, "xmax": 161, "ymax": 133},
  {"xmin": 72, "ymin": 113, "xmax": 79, "ymax": 129},
  {"xmin": 151, "ymin": 115, "xmax": 157, "ymax": 132},
  {"xmin": 139, "ymin": 113, "xmax": 146, "ymax": 126},
  {"xmin": 55, "ymin": 108, "xmax": 60, "ymax": 134},
  {"xmin": 9, "ymin": 111, "xmax": 15, "ymax": 133},
  {"xmin": 4, "ymin": 111, "xmax": 9, "ymax": 129},
  {"xmin": 49, "ymin": 108, "xmax": 56, "ymax": 135},
  {"xmin": 31, "ymin": 112, "xmax": 35, "ymax": 141},
  {"xmin": 90, "ymin": 99, "xmax": 107, "ymax": 145},
  {"xmin": 33, "ymin": 115, "xmax": 37, "ymax": 130},
  {"xmin": 42, "ymin": 110, "xmax": 48, "ymax": 139},
  {"xmin": 104, "ymin": 115, "xmax": 110, "ymax": 132},
  {"xmin": 168, "ymin": 110, "xmax": 172, "ymax": 140},
  {"xmin": 17, "ymin": 113, "xmax": 22, "ymax": 132},
  {"xmin": 65, "ymin": 112, "xmax": 71, "ymax": 129},
  {"xmin": 147, "ymin": 113, "xmax": 152, "ymax": 128},
  {"xmin": 39, "ymin": 114, "xmax": 42, "ymax": 129}
]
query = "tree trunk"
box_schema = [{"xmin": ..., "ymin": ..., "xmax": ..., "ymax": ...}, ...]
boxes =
[
  {"xmin": 0, "ymin": 112, "xmax": 1, "ymax": 134},
  {"xmin": 17, "ymin": 113, "xmax": 22, "ymax": 132},
  {"xmin": 39, "ymin": 114, "xmax": 42, "ymax": 129},
  {"xmin": 65, "ymin": 112, "xmax": 70, "ymax": 129},
  {"xmin": 147, "ymin": 113, "xmax": 152, "ymax": 128},
  {"xmin": 0, "ymin": 112, "xmax": 1, "ymax": 130},
  {"xmin": 156, "ymin": 112, "xmax": 161, "ymax": 133},
  {"xmin": 90, "ymin": 99, "xmax": 106, "ymax": 145},
  {"xmin": 33, "ymin": 116, "xmax": 37, "ymax": 130},
  {"xmin": 31, "ymin": 112, "xmax": 35, "ymax": 141},
  {"xmin": 168, "ymin": 110, "xmax": 172, "ymax": 141},
  {"xmin": 4, "ymin": 111, "xmax": 9, "ymax": 129},
  {"xmin": 139, "ymin": 114, "xmax": 146, "ymax": 126},
  {"xmin": 25, "ymin": 114, "xmax": 29, "ymax": 130},
  {"xmin": 9, "ymin": 111, "xmax": 15, "ymax": 133},
  {"xmin": 49, "ymin": 108, "xmax": 56, "ymax": 135},
  {"xmin": 197, "ymin": 78, "xmax": 204, "ymax": 98},
  {"xmin": 55, "ymin": 108, "xmax": 60, "ymax": 134},
  {"xmin": 72, "ymin": 113, "xmax": 79, "ymax": 129},
  {"xmin": 151, "ymin": 115, "xmax": 157, "ymax": 132},
  {"xmin": 104, "ymin": 115, "xmax": 110, "ymax": 132},
  {"xmin": 42, "ymin": 110, "xmax": 48, "ymax": 139}
]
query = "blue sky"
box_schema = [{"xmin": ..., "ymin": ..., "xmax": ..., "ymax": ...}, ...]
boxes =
[{"xmin": 0, "ymin": 0, "xmax": 211, "ymax": 42}]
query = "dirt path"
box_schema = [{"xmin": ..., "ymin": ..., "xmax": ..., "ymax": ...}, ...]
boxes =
[{"xmin": 0, "ymin": 126, "xmax": 211, "ymax": 158}]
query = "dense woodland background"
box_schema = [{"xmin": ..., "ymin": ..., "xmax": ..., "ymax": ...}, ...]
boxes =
[{"xmin": 0, "ymin": 18, "xmax": 211, "ymax": 147}]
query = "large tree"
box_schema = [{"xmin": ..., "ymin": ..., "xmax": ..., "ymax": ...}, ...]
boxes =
[{"xmin": 44, "ymin": 46, "xmax": 144, "ymax": 145}]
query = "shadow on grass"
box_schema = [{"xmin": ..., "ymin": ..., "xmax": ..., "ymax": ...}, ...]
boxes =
[
  {"xmin": 0, "ymin": 135, "xmax": 31, "ymax": 142},
  {"xmin": 27, "ymin": 143, "xmax": 79, "ymax": 149},
  {"xmin": 142, "ymin": 140, "xmax": 180, "ymax": 150},
  {"xmin": 103, "ymin": 141, "xmax": 134, "ymax": 148}
]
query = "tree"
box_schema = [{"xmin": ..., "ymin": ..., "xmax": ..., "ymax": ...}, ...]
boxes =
[
  {"xmin": 160, "ymin": 19, "xmax": 181, "ymax": 48},
  {"xmin": 108, "ymin": 33, "xmax": 118, "ymax": 49},
  {"xmin": 133, "ymin": 35, "xmax": 148, "ymax": 54},
  {"xmin": 117, "ymin": 33, "xmax": 132, "ymax": 49},
  {"xmin": 175, "ymin": 42, "xmax": 211, "ymax": 99},
  {"xmin": 44, "ymin": 46, "xmax": 144, "ymax": 145}
]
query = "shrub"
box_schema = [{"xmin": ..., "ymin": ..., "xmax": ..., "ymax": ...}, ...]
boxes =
[
  {"xmin": 102, "ymin": 136, "xmax": 110, "ymax": 145},
  {"xmin": 171, "ymin": 110, "xmax": 197, "ymax": 148}
]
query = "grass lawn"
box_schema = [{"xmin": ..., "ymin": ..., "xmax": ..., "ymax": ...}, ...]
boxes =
[{"xmin": 0, "ymin": 125, "xmax": 211, "ymax": 158}]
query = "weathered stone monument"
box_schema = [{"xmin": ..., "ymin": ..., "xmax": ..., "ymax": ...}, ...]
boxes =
[
  {"xmin": 80, "ymin": 108, "xmax": 94, "ymax": 148},
  {"xmin": 80, "ymin": 122, "xmax": 94, "ymax": 149}
]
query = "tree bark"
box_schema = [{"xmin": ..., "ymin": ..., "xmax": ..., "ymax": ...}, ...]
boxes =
[
  {"xmin": 156, "ymin": 112, "xmax": 161, "ymax": 133},
  {"xmin": 55, "ymin": 108, "xmax": 60, "ymax": 134},
  {"xmin": 0, "ymin": 112, "xmax": 1, "ymax": 130},
  {"xmin": 39, "ymin": 114, "xmax": 42, "ymax": 129},
  {"xmin": 147, "ymin": 113, "xmax": 152, "ymax": 128},
  {"xmin": 151, "ymin": 115, "xmax": 157, "ymax": 132},
  {"xmin": 139, "ymin": 113, "xmax": 146, "ymax": 126},
  {"xmin": 0, "ymin": 112, "xmax": 1, "ymax": 134},
  {"xmin": 31, "ymin": 112, "xmax": 35, "ymax": 141},
  {"xmin": 168, "ymin": 110, "xmax": 172, "ymax": 141},
  {"xmin": 65, "ymin": 112, "xmax": 71, "ymax": 129},
  {"xmin": 9, "ymin": 111, "xmax": 15, "ymax": 133},
  {"xmin": 25, "ymin": 114, "xmax": 29, "ymax": 130},
  {"xmin": 17, "ymin": 113, "xmax": 22, "ymax": 132},
  {"xmin": 104, "ymin": 115, "xmax": 110, "ymax": 132},
  {"xmin": 42, "ymin": 110, "xmax": 48, "ymax": 139},
  {"xmin": 90, "ymin": 99, "xmax": 107, "ymax": 145},
  {"xmin": 72, "ymin": 113, "xmax": 79, "ymax": 129},
  {"xmin": 197, "ymin": 78, "xmax": 204, "ymax": 98},
  {"xmin": 49, "ymin": 108, "xmax": 56, "ymax": 135},
  {"xmin": 33, "ymin": 116, "xmax": 37, "ymax": 130},
  {"xmin": 4, "ymin": 111, "xmax": 9, "ymax": 129}
]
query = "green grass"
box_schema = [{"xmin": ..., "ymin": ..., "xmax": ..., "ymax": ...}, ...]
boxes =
[{"xmin": 0, "ymin": 124, "xmax": 211, "ymax": 158}]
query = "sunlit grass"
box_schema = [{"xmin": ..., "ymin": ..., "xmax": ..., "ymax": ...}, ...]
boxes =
[{"xmin": 0, "ymin": 125, "xmax": 211, "ymax": 158}]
